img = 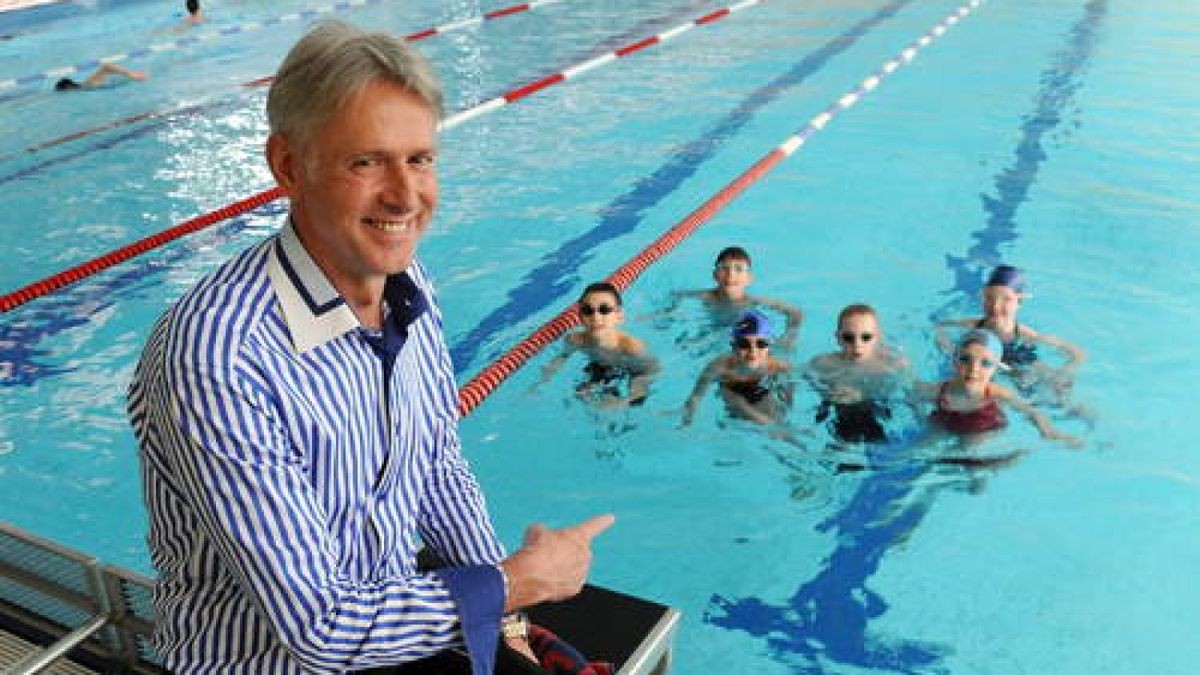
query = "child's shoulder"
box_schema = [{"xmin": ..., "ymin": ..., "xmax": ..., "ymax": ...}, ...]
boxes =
[
  {"xmin": 618, "ymin": 331, "xmax": 647, "ymax": 355},
  {"xmin": 987, "ymin": 381, "xmax": 1017, "ymax": 400}
]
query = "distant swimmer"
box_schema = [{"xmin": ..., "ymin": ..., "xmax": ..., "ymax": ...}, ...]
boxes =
[
  {"xmin": 179, "ymin": 0, "xmax": 205, "ymax": 29},
  {"xmin": 55, "ymin": 62, "xmax": 146, "ymax": 91}
]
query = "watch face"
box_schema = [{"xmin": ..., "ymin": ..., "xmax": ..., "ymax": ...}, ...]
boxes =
[{"xmin": 501, "ymin": 613, "xmax": 529, "ymax": 639}]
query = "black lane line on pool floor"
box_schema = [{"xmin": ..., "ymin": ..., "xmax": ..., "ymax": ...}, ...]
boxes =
[{"xmin": 704, "ymin": 2, "xmax": 1109, "ymax": 672}]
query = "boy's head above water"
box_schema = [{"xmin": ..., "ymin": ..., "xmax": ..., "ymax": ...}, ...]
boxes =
[
  {"xmin": 578, "ymin": 282, "xmax": 623, "ymax": 328},
  {"xmin": 731, "ymin": 310, "xmax": 773, "ymax": 366},
  {"xmin": 712, "ymin": 246, "xmax": 752, "ymax": 296},
  {"xmin": 836, "ymin": 304, "xmax": 879, "ymax": 362}
]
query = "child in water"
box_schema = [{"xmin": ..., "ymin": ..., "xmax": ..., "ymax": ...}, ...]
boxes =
[
  {"xmin": 682, "ymin": 310, "xmax": 794, "ymax": 428},
  {"xmin": 919, "ymin": 329, "xmax": 1081, "ymax": 448},
  {"xmin": 540, "ymin": 282, "xmax": 658, "ymax": 409},
  {"xmin": 937, "ymin": 265, "xmax": 1084, "ymax": 398},
  {"xmin": 807, "ymin": 304, "xmax": 910, "ymax": 444},
  {"xmin": 668, "ymin": 246, "xmax": 804, "ymax": 350}
]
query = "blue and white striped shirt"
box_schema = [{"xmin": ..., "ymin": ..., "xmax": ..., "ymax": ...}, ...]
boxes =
[{"xmin": 128, "ymin": 222, "xmax": 507, "ymax": 674}]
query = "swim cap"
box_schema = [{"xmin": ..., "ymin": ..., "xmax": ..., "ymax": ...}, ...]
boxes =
[
  {"xmin": 958, "ymin": 328, "xmax": 1004, "ymax": 361},
  {"xmin": 732, "ymin": 310, "xmax": 773, "ymax": 339},
  {"xmin": 985, "ymin": 264, "xmax": 1027, "ymax": 294}
]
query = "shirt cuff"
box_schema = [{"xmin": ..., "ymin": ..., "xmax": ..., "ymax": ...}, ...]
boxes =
[{"xmin": 431, "ymin": 564, "xmax": 504, "ymax": 675}]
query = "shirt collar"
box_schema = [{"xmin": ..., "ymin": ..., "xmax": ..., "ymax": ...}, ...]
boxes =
[{"xmin": 266, "ymin": 220, "xmax": 428, "ymax": 355}]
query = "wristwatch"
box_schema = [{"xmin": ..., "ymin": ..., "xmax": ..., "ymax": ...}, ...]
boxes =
[{"xmin": 500, "ymin": 612, "xmax": 529, "ymax": 640}]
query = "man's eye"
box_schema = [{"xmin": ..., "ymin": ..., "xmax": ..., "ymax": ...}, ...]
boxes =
[
  {"xmin": 351, "ymin": 156, "xmax": 381, "ymax": 169},
  {"xmin": 411, "ymin": 154, "xmax": 436, "ymax": 169}
]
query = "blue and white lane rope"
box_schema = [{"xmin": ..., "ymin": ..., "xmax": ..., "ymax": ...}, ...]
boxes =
[
  {"xmin": 0, "ymin": 0, "xmax": 570, "ymax": 91},
  {"xmin": 0, "ymin": 0, "xmax": 375, "ymax": 90},
  {"xmin": 1, "ymin": 0, "xmax": 567, "ymax": 160}
]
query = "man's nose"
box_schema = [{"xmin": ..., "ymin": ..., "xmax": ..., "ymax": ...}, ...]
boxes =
[{"xmin": 382, "ymin": 166, "xmax": 419, "ymax": 210}]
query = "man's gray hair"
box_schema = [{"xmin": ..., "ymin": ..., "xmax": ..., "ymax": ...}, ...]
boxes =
[{"xmin": 266, "ymin": 20, "xmax": 443, "ymax": 143}]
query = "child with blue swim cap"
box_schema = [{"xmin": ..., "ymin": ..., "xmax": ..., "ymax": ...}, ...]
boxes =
[
  {"xmin": 682, "ymin": 310, "xmax": 796, "ymax": 432},
  {"xmin": 936, "ymin": 264, "xmax": 1086, "ymax": 407},
  {"xmin": 917, "ymin": 329, "xmax": 1081, "ymax": 447}
]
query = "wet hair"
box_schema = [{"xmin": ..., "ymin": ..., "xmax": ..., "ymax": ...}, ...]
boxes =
[
  {"xmin": 837, "ymin": 303, "xmax": 877, "ymax": 326},
  {"xmin": 185, "ymin": 0, "xmax": 200, "ymax": 15},
  {"xmin": 266, "ymin": 20, "xmax": 443, "ymax": 146},
  {"xmin": 715, "ymin": 246, "xmax": 751, "ymax": 266},
  {"xmin": 579, "ymin": 282, "xmax": 622, "ymax": 306},
  {"xmin": 54, "ymin": 78, "xmax": 81, "ymax": 91}
]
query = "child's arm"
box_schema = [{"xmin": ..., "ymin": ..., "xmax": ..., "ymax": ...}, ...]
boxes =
[
  {"xmin": 618, "ymin": 337, "xmax": 660, "ymax": 407},
  {"xmin": 538, "ymin": 335, "xmax": 580, "ymax": 385},
  {"xmin": 906, "ymin": 379, "xmax": 940, "ymax": 416},
  {"xmin": 754, "ymin": 295, "xmax": 804, "ymax": 349},
  {"xmin": 1026, "ymin": 325, "xmax": 1085, "ymax": 371},
  {"xmin": 641, "ymin": 289, "xmax": 702, "ymax": 322},
  {"xmin": 681, "ymin": 359, "xmax": 721, "ymax": 426},
  {"xmin": 994, "ymin": 384, "xmax": 1083, "ymax": 449},
  {"xmin": 801, "ymin": 356, "xmax": 831, "ymax": 395}
]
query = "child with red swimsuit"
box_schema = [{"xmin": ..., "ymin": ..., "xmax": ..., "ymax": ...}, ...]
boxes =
[{"xmin": 920, "ymin": 329, "xmax": 1081, "ymax": 447}]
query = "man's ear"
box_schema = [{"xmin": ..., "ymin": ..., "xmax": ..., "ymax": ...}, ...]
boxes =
[{"xmin": 266, "ymin": 133, "xmax": 301, "ymax": 197}]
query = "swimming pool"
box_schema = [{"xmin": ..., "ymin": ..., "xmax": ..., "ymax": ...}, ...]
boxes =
[{"xmin": 3, "ymin": 0, "xmax": 1199, "ymax": 672}]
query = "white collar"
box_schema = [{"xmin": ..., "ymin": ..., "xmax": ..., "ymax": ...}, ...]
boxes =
[{"xmin": 266, "ymin": 221, "xmax": 361, "ymax": 355}]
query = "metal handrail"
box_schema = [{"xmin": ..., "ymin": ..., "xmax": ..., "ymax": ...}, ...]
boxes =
[
  {"xmin": 3, "ymin": 613, "xmax": 108, "ymax": 675},
  {"xmin": 0, "ymin": 522, "xmax": 147, "ymax": 674}
]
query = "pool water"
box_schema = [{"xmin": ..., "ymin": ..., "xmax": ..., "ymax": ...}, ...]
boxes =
[{"xmin": 3, "ymin": 0, "xmax": 1199, "ymax": 673}]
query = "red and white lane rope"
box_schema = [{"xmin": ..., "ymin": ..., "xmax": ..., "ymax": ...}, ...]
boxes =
[
  {"xmin": 0, "ymin": 191, "xmax": 279, "ymax": 313},
  {"xmin": 443, "ymin": 0, "xmax": 764, "ymax": 128},
  {"xmin": 0, "ymin": 0, "xmax": 765, "ymax": 313},
  {"xmin": 456, "ymin": 0, "xmax": 985, "ymax": 416},
  {"xmin": 2, "ymin": 0, "xmax": 565, "ymax": 163}
]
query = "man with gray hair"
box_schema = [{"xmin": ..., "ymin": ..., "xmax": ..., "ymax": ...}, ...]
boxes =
[{"xmin": 129, "ymin": 20, "xmax": 612, "ymax": 674}]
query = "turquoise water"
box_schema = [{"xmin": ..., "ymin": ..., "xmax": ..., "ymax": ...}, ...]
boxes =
[{"xmin": 2, "ymin": 0, "xmax": 1199, "ymax": 672}]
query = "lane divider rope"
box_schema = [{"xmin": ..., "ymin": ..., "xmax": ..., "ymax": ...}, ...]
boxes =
[
  {"xmin": 456, "ymin": 0, "xmax": 985, "ymax": 416},
  {"xmin": 0, "ymin": 191, "xmax": 278, "ymax": 312},
  {"xmin": 1, "ymin": 0, "xmax": 389, "ymax": 91},
  {"xmin": 441, "ymin": 0, "xmax": 763, "ymax": 128},
  {"xmin": 0, "ymin": 0, "xmax": 566, "ymax": 161},
  {"xmin": 0, "ymin": 0, "xmax": 764, "ymax": 313}
]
